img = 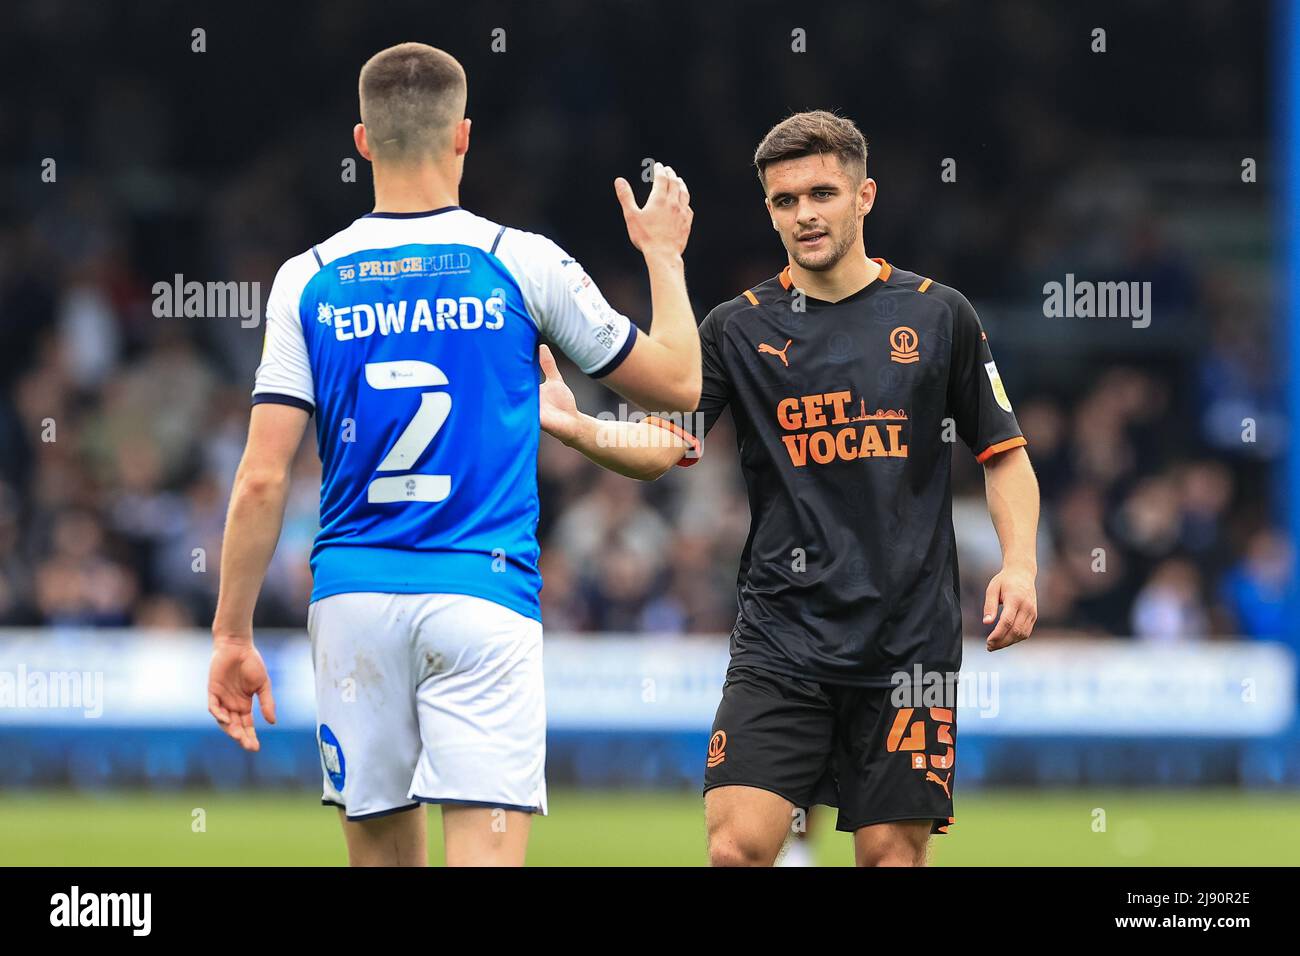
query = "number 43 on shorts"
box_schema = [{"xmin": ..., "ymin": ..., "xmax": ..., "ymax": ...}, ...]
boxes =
[{"xmin": 885, "ymin": 706, "xmax": 955, "ymax": 772}]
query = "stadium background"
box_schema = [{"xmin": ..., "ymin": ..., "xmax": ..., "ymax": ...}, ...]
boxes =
[{"xmin": 1, "ymin": 0, "xmax": 1297, "ymax": 865}]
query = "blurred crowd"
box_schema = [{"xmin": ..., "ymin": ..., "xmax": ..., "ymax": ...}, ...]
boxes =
[{"xmin": 0, "ymin": 0, "xmax": 1286, "ymax": 642}]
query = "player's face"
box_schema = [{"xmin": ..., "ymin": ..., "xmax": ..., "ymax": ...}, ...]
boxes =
[{"xmin": 763, "ymin": 155, "xmax": 875, "ymax": 271}]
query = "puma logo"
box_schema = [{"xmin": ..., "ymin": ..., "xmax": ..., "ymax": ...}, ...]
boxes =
[
  {"xmin": 758, "ymin": 339, "xmax": 793, "ymax": 367},
  {"xmin": 925, "ymin": 770, "xmax": 952, "ymax": 799}
]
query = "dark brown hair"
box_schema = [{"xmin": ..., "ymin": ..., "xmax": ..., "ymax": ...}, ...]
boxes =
[
  {"xmin": 359, "ymin": 43, "xmax": 467, "ymax": 162},
  {"xmin": 753, "ymin": 110, "xmax": 868, "ymax": 184}
]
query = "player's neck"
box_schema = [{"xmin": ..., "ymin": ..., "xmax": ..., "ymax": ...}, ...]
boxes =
[
  {"xmin": 789, "ymin": 246, "xmax": 881, "ymax": 303},
  {"xmin": 371, "ymin": 159, "xmax": 460, "ymax": 214}
]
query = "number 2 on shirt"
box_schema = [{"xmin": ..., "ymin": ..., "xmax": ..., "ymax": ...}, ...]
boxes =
[{"xmin": 363, "ymin": 360, "xmax": 452, "ymax": 503}]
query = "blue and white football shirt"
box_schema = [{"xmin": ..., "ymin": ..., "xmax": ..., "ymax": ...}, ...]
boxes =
[{"xmin": 252, "ymin": 206, "xmax": 637, "ymax": 621}]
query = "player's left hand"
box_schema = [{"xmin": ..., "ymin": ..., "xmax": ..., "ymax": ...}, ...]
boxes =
[
  {"xmin": 538, "ymin": 345, "xmax": 582, "ymax": 445},
  {"xmin": 983, "ymin": 567, "xmax": 1037, "ymax": 651},
  {"xmin": 208, "ymin": 637, "xmax": 277, "ymax": 752}
]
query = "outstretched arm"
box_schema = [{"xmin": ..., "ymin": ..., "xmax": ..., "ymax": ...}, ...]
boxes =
[
  {"xmin": 981, "ymin": 446, "xmax": 1039, "ymax": 651},
  {"xmin": 540, "ymin": 345, "xmax": 691, "ymax": 481}
]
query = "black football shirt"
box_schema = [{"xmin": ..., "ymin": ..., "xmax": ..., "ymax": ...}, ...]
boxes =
[{"xmin": 678, "ymin": 258, "xmax": 1025, "ymax": 686}]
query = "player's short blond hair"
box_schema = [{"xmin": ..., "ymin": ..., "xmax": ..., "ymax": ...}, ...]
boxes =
[
  {"xmin": 359, "ymin": 42, "xmax": 467, "ymax": 163},
  {"xmin": 753, "ymin": 110, "xmax": 868, "ymax": 186}
]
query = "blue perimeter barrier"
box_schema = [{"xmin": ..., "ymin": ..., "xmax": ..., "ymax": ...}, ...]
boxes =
[{"xmin": 0, "ymin": 630, "xmax": 1296, "ymax": 791}]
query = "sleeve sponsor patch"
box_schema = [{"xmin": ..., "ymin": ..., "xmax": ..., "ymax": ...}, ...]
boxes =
[
  {"xmin": 985, "ymin": 360, "xmax": 1013, "ymax": 412},
  {"xmin": 564, "ymin": 264, "xmax": 621, "ymax": 352}
]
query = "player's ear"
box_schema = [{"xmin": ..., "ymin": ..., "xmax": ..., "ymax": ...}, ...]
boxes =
[
  {"xmin": 353, "ymin": 124, "xmax": 373, "ymax": 162},
  {"xmin": 764, "ymin": 196, "xmax": 777, "ymax": 230},
  {"xmin": 453, "ymin": 118, "xmax": 471, "ymax": 157},
  {"xmin": 859, "ymin": 177, "xmax": 877, "ymax": 216}
]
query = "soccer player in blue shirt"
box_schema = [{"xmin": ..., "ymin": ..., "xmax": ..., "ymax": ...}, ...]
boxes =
[{"xmin": 207, "ymin": 43, "xmax": 699, "ymax": 866}]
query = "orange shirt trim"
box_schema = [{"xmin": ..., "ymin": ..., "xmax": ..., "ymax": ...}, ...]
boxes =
[{"xmin": 975, "ymin": 435, "xmax": 1027, "ymax": 464}]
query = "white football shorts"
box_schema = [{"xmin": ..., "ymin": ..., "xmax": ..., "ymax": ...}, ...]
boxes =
[{"xmin": 307, "ymin": 591, "xmax": 546, "ymax": 821}]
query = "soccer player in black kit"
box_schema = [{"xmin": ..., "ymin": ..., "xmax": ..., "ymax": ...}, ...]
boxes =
[{"xmin": 538, "ymin": 111, "xmax": 1040, "ymax": 866}]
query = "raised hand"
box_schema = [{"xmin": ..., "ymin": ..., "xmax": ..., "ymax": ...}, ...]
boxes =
[{"xmin": 614, "ymin": 161, "xmax": 693, "ymax": 258}]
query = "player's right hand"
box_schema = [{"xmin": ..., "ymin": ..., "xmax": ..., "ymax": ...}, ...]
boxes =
[
  {"xmin": 208, "ymin": 637, "xmax": 277, "ymax": 752},
  {"xmin": 614, "ymin": 161, "xmax": 692, "ymax": 258}
]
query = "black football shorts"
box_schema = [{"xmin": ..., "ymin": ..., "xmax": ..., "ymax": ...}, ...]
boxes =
[{"xmin": 703, "ymin": 665, "xmax": 956, "ymax": 834}]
